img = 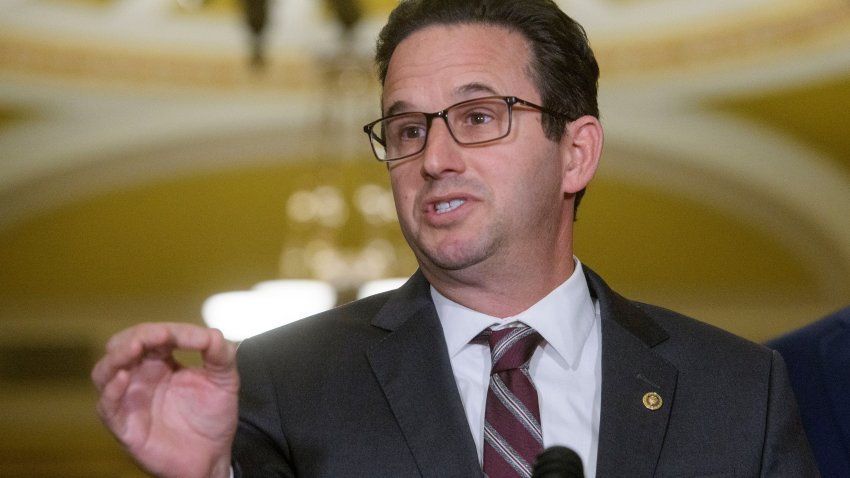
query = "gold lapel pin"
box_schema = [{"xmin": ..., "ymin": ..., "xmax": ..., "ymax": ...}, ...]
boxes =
[{"xmin": 642, "ymin": 391, "xmax": 663, "ymax": 411}]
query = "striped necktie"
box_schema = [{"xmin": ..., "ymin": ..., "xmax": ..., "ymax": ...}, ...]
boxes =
[{"xmin": 481, "ymin": 326, "xmax": 544, "ymax": 478}]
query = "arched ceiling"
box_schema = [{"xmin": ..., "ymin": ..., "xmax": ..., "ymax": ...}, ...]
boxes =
[
  {"xmin": 1, "ymin": 3, "xmax": 849, "ymax": 472},
  {"xmin": 1, "ymin": 0, "xmax": 849, "ymax": 340}
]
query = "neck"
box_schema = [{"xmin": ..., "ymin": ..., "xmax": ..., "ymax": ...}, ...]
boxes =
[{"xmin": 422, "ymin": 246, "xmax": 576, "ymax": 318}]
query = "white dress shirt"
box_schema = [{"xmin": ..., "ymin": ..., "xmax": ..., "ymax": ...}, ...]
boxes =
[{"xmin": 432, "ymin": 259, "xmax": 601, "ymax": 477}]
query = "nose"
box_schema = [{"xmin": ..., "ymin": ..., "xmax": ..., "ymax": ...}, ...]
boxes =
[{"xmin": 420, "ymin": 117, "xmax": 466, "ymax": 180}]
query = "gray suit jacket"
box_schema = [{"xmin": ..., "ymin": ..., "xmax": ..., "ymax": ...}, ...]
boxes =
[{"xmin": 232, "ymin": 267, "xmax": 818, "ymax": 477}]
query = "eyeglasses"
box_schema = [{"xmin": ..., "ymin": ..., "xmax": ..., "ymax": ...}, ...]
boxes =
[{"xmin": 362, "ymin": 96, "xmax": 569, "ymax": 162}]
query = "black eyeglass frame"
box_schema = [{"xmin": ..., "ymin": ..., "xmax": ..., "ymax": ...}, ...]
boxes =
[{"xmin": 362, "ymin": 95, "xmax": 570, "ymax": 162}]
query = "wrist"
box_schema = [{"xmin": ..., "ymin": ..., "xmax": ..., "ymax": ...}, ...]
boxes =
[{"xmin": 208, "ymin": 454, "xmax": 233, "ymax": 478}]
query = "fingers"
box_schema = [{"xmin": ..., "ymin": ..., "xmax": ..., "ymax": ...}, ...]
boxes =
[
  {"xmin": 92, "ymin": 321, "xmax": 240, "ymax": 464},
  {"xmin": 201, "ymin": 329, "xmax": 239, "ymax": 391},
  {"xmin": 202, "ymin": 328, "xmax": 237, "ymax": 373},
  {"xmin": 95, "ymin": 367, "xmax": 130, "ymax": 423},
  {"xmin": 91, "ymin": 322, "xmax": 216, "ymax": 392}
]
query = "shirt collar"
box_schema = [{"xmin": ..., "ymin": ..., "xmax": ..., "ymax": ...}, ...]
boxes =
[{"xmin": 432, "ymin": 259, "xmax": 596, "ymax": 368}]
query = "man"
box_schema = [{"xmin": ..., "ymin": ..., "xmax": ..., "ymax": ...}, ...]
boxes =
[
  {"xmin": 92, "ymin": 1, "xmax": 818, "ymax": 476},
  {"xmin": 768, "ymin": 306, "xmax": 850, "ymax": 478}
]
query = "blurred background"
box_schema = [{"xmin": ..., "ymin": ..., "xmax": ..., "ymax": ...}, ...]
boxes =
[{"xmin": 1, "ymin": 0, "xmax": 849, "ymax": 475}]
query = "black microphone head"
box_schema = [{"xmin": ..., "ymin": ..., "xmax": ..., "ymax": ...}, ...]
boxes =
[{"xmin": 532, "ymin": 446, "xmax": 584, "ymax": 478}]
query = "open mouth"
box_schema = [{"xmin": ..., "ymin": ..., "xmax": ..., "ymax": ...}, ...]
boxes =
[{"xmin": 434, "ymin": 199, "xmax": 466, "ymax": 214}]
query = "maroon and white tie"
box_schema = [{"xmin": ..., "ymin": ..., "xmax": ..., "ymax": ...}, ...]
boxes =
[{"xmin": 481, "ymin": 326, "xmax": 544, "ymax": 478}]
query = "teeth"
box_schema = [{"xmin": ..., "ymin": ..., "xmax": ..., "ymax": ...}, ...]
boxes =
[{"xmin": 435, "ymin": 199, "xmax": 465, "ymax": 214}]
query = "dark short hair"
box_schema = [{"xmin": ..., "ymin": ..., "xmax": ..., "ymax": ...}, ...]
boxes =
[{"xmin": 375, "ymin": 0, "xmax": 599, "ymax": 213}]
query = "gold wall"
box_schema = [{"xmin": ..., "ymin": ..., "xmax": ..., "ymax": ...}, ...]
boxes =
[{"xmin": 1, "ymin": 0, "xmax": 849, "ymax": 474}]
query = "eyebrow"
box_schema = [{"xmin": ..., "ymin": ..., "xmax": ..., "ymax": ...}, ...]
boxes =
[
  {"xmin": 382, "ymin": 82, "xmax": 500, "ymax": 117},
  {"xmin": 384, "ymin": 100, "xmax": 414, "ymax": 117}
]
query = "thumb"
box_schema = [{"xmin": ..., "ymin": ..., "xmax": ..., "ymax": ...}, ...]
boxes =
[{"xmin": 202, "ymin": 328, "xmax": 238, "ymax": 387}]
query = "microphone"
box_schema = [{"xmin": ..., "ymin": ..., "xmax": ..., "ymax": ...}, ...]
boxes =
[{"xmin": 531, "ymin": 446, "xmax": 584, "ymax": 478}]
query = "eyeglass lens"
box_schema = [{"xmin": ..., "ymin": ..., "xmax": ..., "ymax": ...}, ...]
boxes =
[{"xmin": 372, "ymin": 97, "xmax": 511, "ymax": 161}]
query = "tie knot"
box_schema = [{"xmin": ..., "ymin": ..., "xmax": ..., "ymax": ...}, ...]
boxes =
[{"xmin": 483, "ymin": 326, "xmax": 542, "ymax": 374}]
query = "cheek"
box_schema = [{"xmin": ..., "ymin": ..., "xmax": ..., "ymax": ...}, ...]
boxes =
[
  {"xmin": 506, "ymin": 146, "xmax": 564, "ymax": 205},
  {"xmin": 389, "ymin": 173, "xmax": 416, "ymax": 220}
]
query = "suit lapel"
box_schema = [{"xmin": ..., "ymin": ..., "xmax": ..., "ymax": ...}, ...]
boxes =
[
  {"xmin": 365, "ymin": 267, "xmax": 682, "ymax": 476},
  {"xmin": 584, "ymin": 268, "xmax": 678, "ymax": 477},
  {"xmin": 366, "ymin": 272, "xmax": 482, "ymax": 478},
  {"xmin": 817, "ymin": 312, "xmax": 850, "ymax": 447}
]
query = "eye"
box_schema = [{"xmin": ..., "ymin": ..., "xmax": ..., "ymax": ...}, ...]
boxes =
[
  {"xmin": 384, "ymin": 114, "xmax": 427, "ymax": 143},
  {"xmin": 463, "ymin": 110, "xmax": 494, "ymax": 126},
  {"xmin": 398, "ymin": 124, "xmax": 426, "ymax": 140}
]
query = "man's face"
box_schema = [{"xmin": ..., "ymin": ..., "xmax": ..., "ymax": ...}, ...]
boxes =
[{"xmin": 382, "ymin": 24, "xmax": 573, "ymax": 281}]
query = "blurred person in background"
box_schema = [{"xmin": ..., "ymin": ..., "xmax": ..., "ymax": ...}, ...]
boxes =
[{"xmin": 768, "ymin": 305, "xmax": 850, "ymax": 478}]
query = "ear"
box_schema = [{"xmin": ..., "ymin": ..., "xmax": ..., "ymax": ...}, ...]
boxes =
[{"xmin": 559, "ymin": 115, "xmax": 603, "ymax": 194}]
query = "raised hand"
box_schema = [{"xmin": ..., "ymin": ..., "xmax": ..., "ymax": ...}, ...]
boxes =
[{"xmin": 92, "ymin": 323, "xmax": 239, "ymax": 478}]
